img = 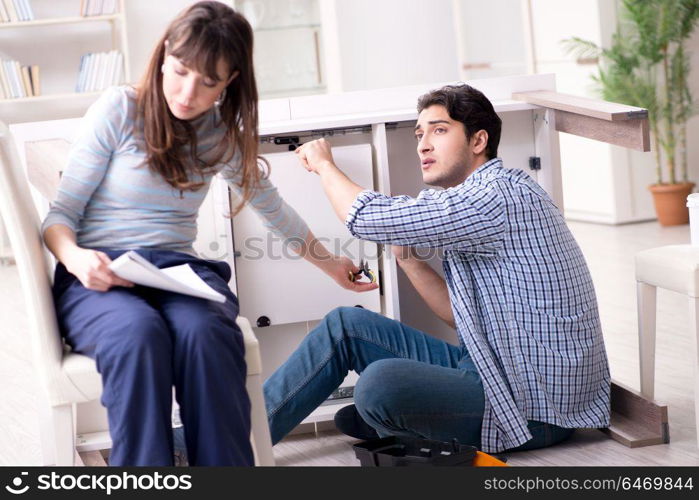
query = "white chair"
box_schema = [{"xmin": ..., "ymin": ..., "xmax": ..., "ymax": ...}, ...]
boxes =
[
  {"xmin": 0, "ymin": 122, "xmax": 274, "ymax": 465},
  {"xmin": 636, "ymin": 244, "xmax": 699, "ymax": 447}
]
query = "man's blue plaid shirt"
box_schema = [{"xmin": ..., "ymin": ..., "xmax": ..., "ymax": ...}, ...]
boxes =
[{"xmin": 345, "ymin": 158, "xmax": 611, "ymax": 452}]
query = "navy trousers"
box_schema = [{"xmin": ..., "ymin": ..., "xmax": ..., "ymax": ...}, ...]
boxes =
[{"xmin": 53, "ymin": 249, "xmax": 253, "ymax": 466}]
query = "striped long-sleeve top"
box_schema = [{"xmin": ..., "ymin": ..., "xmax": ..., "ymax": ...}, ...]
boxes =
[
  {"xmin": 42, "ymin": 86, "xmax": 309, "ymax": 254},
  {"xmin": 345, "ymin": 158, "xmax": 611, "ymax": 453}
]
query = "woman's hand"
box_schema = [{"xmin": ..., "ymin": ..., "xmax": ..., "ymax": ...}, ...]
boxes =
[
  {"xmin": 295, "ymin": 138, "xmax": 336, "ymax": 174},
  {"xmin": 323, "ymin": 255, "xmax": 379, "ymax": 293},
  {"xmin": 64, "ymin": 248, "xmax": 134, "ymax": 292}
]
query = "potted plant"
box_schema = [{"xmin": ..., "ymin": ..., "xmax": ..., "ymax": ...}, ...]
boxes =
[{"xmin": 564, "ymin": 0, "xmax": 699, "ymax": 226}]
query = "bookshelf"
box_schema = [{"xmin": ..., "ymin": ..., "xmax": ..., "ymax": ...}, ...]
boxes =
[
  {"xmin": 0, "ymin": 0, "xmax": 130, "ymax": 124},
  {"xmin": 0, "ymin": 217, "xmax": 11, "ymax": 266},
  {"xmin": 3, "ymin": 90, "xmax": 103, "ymax": 104},
  {"xmin": 0, "ymin": 13, "xmax": 121, "ymax": 29}
]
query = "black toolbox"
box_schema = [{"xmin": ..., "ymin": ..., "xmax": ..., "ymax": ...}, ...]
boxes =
[{"xmin": 353, "ymin": 436, "xmax": 477, "ymax": 467}]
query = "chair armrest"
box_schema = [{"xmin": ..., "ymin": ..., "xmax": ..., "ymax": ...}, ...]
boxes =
[{"xmin": 236, "ymin": 316, "xmax": 262, "ymax": 376}]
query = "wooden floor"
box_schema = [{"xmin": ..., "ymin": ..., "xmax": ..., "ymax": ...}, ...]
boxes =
[{"xmin": 1, "ymin": 220, "xmax": 698, "ymax": 466}]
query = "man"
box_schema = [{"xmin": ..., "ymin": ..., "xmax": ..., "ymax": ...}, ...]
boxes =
[{"xmin": 263, "ymin": 84, "xmax": 610, "ymax": 453}]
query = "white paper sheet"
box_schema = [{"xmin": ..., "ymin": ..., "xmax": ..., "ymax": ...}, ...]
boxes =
[{"xmin": 109, "ymin": 251, "xmax": 226, "ymax": 303}]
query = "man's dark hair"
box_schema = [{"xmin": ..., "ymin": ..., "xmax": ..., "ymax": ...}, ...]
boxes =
[{"xmin": 417, "ymin": 84, "xmax": 502, "ymax": 159}]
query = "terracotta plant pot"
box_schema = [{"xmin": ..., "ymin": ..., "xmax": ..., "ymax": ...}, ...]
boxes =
[{"xmin": 648, "ymin": 182, "xmax": 695, "ymax": 226}]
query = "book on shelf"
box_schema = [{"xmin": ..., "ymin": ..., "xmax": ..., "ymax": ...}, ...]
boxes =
[
  {"xmin": 12, "ymin": 0, "xmax": 22, "ymax": 20},
  {"xmin": 86, "ymin": 52, "xmax": 100, "ymax": 91},
  {"xmin": 2, "ymin": 0, "xmax": 18, "ymax": 22},
  {"xmin": 11, "ymin": 60, "xmax": 23, "ymax": 98},
  {"xmin": 19, "ymin": 65, "xmax": 32, "ymax": 97},
  {"xmin": 21, "ymin": 64, "xmax": 38, "ymax": 96},
  {"xmin": 3, "ymin": 60, "xmax": 17, "ymax": 98},
  {"xmin": 80, "ymin": 0, "xmax": 118, "ymax": 17},
  {"xmin": 8, "ymin": 0, "xmax": 19, "ymax": 19},
  {"xmin": 90, "ymin": 0, "xmax": 103, "ymax": 16},
  {"xmin": 11, "ymin": 60, "xmax": 23, "ymax": 97},
  {"xmin": 100, "ymin": 51, "xmax": 112, "ymax": 90},
  {"xmin": 0, "ymin": 0, "xmax": 34, "ymax": 22},
  {"xmin": 29, "ymin": 64, "xmax": 39, "ymax": 96},
  {"xmin": 25, "ymin": 0, "xmax": 34, "ymax": 20},
  {"xmin": 0, "ymin": 60, "xmax": 40, "ymax": 100},
  {"xmin": 0, "ymin": 62, "xmax": 9, "ymax": 98},
  {"xmin": 16, "ymin": 0, "xmax": 33, "ymax": 21},
  {"xmin": 109, "ymin": 251, "xmax": 227, "ymax": 303},
  {"xmin": 0, "ymin": 63, "xmax": 9, "ymax": 99},
  {"xmin": 76, "ymin": 50, "xmax": 123, "ymax": 93},
  {"xmin": 100, "ymin": 51, "xmax": 111, "ymax": 89},
  {"xmin": 1, "ymin": 60, "xmax": 24, "ymax": 98},
  {"xmin": 84, "ymin": 52, "xmax": 96, "ymax": 91},
  {"xmin": 106, "ymin": 51, "xmax": 123, "ymax": 90},
  {"xmin": 2, "ymin": 61, "xmax": 11, "ymax": 98},
  {"xmin": 76, "ymin": 54, "xmax": 86, "ymax": 93},
  {"xmin": 0, "ymin": 1, "xmax": 9, "ymax": 22},
  {"xmin": 0, "ymin": 61, "xmax": 9, "ymax": 98},
  {"xmin": 113, "ymin": 52, "xmax": 123, "ymax": 88},
  {"xmin": 102, "ymin": 0, "xmax": 117, "ymax": 15},
  {"xmin": 86, "ymin": 0, "xmax": 96, "ymax": 17},
  {"xmin": 5, "ymin": 61, "xmax": 16, "ymax": 98}
]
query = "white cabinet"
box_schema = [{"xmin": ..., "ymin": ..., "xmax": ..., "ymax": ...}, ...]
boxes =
[
  {"xmin": 253, "ymin": 26, "xmax": 323, "ymax": 97},
  {"xmin": 232, "ymin": 144, "xmax": 381, "ymax": 327},
  {"xmin": 234, "ymin": 0, "xmax": 325, "ymax": 98}
]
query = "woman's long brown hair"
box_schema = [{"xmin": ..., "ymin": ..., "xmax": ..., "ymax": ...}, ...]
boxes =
[{"xmin": 137, "ymin": 1, "xmax": 261, "ymax": 214}]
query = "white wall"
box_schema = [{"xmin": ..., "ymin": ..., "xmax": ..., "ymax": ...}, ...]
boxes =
[
  {"xmin": 455, "ymin": 0, "xmax": 528, "ymax": 80},
  {"xmin": 123, "ymin": 0, "xmax": 201, "ymax": 82},
  {"xmin": 320, "ymin": 0, "xmax": 460, "ymax": 93}
]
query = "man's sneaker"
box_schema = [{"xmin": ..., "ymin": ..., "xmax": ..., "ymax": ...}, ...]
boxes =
[{"xmin": 333, "ymin": 404, "xmax": 379, "ymax": 441}]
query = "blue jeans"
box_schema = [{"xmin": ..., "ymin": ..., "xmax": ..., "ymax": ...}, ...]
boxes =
[
  {"xmin": 54, "ymin": 249, "xmax": 253, "ymax": 466},
  {"xmin": 264, "ymin": 307, "xmax": 573, "ymax": 451}
]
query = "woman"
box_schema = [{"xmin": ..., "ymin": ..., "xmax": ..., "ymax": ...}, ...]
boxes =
[{"xmin": 42, "ymin": 1, "xmax": 376, "ymax": 466}]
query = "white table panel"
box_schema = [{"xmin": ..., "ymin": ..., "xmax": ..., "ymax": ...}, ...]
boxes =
[{"xmin": 232, "ymin": 144, "xmax": 381, "ymax": 327}]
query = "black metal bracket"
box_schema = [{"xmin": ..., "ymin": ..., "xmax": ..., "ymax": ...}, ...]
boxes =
[{"xmin": 273, "ymin": 136, "xmax": 301, "ymax": 151}]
